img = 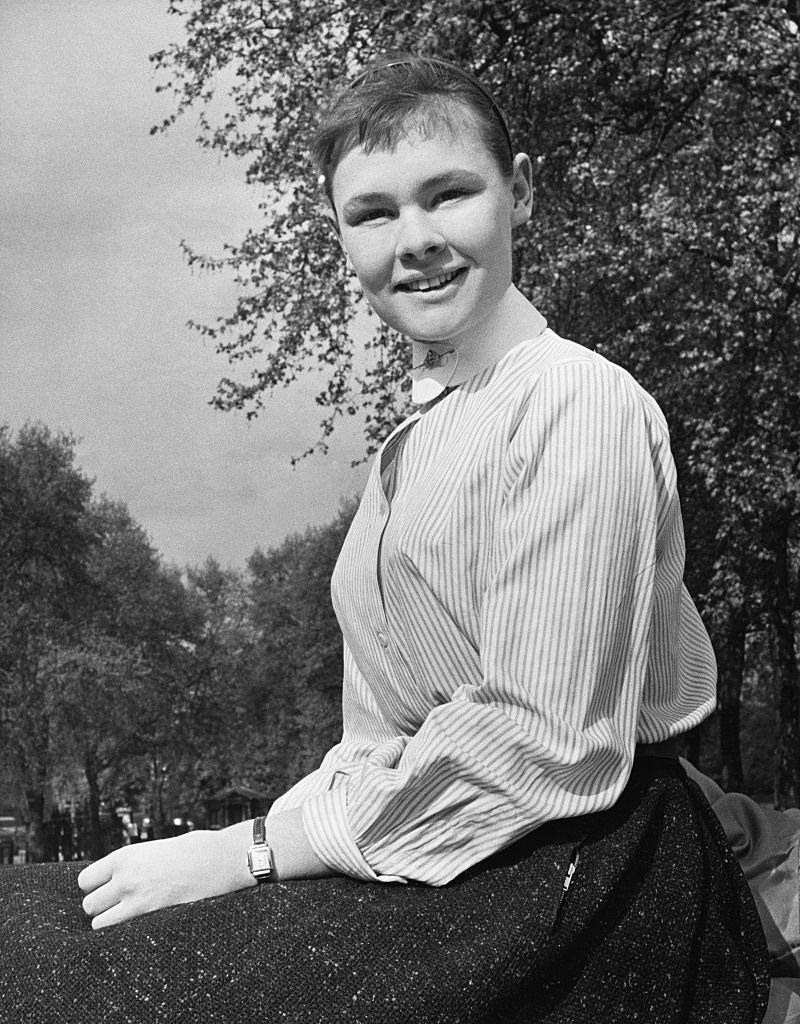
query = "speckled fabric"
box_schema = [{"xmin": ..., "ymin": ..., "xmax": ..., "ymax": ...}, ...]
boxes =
[{"xmin": 1, "ymin": 759, "xmax": 769, "ymax": 1024}]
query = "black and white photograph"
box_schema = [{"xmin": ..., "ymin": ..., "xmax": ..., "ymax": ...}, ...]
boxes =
[{"xmin": 1, "ymin": 2, "xmax": 799, "ymax": 1022}]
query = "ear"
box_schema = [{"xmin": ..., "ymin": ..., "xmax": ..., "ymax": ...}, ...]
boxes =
[
  {"xmin": 320, "ymin": 202, "xmax": 354, "ymax": 270},
  {"xmin": 509, "ymin": 153, "xmax": 533, "ymax": 229}
]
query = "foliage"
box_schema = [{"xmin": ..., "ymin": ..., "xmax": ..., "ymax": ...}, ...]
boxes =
[
  {"xmin": 0, "ymin": 423, "xmax": 96, "ymax": 607},
  {"xmin": 150, "ymin": 1, "xmax": 799, "ymax": 436},
  {"xmin": 0, "ymin": 426, "xmax": 205, "ymax": 854},
  {"xmin": 4, "ymin": 4, "xmax": 800, "ymax": 848},
  {"xmin": 171, "ymin": 558, "xmax": 258, "ymax": 812},
  {"xmin": 0, "ymin": 424, "xmax": 98, "ymax": 859},
  {"xmin": 44, "ymin": 631, "xmax": 150, "ymax": 858},
  {"xmin": 151, "ymin": 0, "xmax": 800, "ymax": 800},
  {"xmin": 244, "ymin": 500, "xmax": 356, "ymax": 793},
  {"xmin": 0, "ymin": 422, "xmax": 356, "ymax": 855}
]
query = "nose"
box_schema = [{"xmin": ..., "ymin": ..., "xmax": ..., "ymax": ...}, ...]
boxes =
[{"xmin": 395, "ymin": 207, "xmax": 446, "ymax": 262}]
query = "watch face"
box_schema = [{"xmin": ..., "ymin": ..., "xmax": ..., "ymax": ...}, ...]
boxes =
[{"xmin": 248, "ymin": 846, "xmax": 273, "ymax": 877}]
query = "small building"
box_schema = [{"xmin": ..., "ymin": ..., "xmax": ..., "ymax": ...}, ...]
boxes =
[
  {"xmin": 204, "ymin": 786, "xmax": 272, "ymax": 829},
  {"xmin": 0, "ymin": 816, "xmax": 20, "ymax": 864}
]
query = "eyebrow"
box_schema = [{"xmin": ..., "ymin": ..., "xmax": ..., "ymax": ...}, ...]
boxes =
[{"xmin": 341, "ymin": 170, "xmax": 486, "ymax": 217}]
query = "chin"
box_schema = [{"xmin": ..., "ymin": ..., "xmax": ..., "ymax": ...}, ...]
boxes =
[
  {"xmin": 413, "ymin": 324, "xmax": 474, "ymax": 345},
  {"xmin": 393, "ymin": 314, "xmax": 471, "ymax": 343},
  {"xmin": 370, "ymin": 299, "xmax": 468, "ymax": 342}
]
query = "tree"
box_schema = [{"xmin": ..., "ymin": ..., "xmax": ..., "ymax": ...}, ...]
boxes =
[
  {"xmin": 152, "ymin": 0, "xmax": 800, "ymax": 801},
  {"xmin": 0, "ymin": 424, "xmax": 97, "ymax": 860},
  {"xmin": 80, "ymin": 498, "xmax": 201, "ymax": 837},
  {"xmin": 150, "ymin": 2, "xmax": 799, "ymax": 437},
  {"xmin": 0, "ymin": 430, "xmax": 204, "ymax": 857},
  {"xmin": 0, "ymin": 423, "xmax": 96, "ymax": 607},
  {"xmin": 173, "ymin": 558, "xmax": 259, "ymax": 812},
  {"xmin": 245, "ymin": 502, "xmax": 356, "ymax": 793},
  {"xmin": 44, "ymin": 632, "xmax": 149, "ymax": 859}
]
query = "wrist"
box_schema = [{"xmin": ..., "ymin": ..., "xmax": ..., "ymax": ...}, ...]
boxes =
[
  {"xmin": 247, "ymin": 815, "xmax": 275, "ymax": 882},
  {"xmin": 216, "ymin": 819, "xmax": 259, "ymax": 890}
]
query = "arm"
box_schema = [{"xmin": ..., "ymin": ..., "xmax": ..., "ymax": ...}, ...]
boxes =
[
  {"xmin": 78, "ymin": 806, "xmax": 332, "ymax": 930},
  {"xmin": 301, "ymin": 360, "xmax": 674, "ymax": 885},
  {"xmin": 80, "ymin": 592, "xmax": 399, "ymax": 926},
  {"xmin": 266, "ymin": 641, "xmax": 403, "ymax": 818}
]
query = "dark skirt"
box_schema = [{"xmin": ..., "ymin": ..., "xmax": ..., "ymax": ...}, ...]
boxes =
[{"xmin": 1, "ymin": 756, "xmax": 769, "ymax": 1024}]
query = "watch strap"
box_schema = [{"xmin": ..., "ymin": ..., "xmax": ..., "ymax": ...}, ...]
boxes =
[
  {"xmin": 247, "ymin": 816, "xmax": 273, "ymax": 882},
  {"xmin": 253, "ymin": 815, "xmax": 267, "ymax": 845}
]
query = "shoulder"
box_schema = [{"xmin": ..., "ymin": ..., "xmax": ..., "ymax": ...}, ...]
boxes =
[{"xmin": 502, "ymin": 330, "xmax": 669, "ymax": 442}]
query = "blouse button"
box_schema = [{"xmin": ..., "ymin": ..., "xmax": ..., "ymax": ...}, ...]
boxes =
[{"xmin": 376, "ymin": 630, "xmax": 389, "ymax": 648}]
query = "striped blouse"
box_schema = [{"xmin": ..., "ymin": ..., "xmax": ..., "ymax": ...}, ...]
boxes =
[{"xmin": 267, "ymin": 327, "xmax": 717, "ymax": 886}]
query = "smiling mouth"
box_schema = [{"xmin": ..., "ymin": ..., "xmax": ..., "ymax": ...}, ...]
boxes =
[{"xmin": 398, "ymin": 268, "xmax": 466, "ymax": 293}]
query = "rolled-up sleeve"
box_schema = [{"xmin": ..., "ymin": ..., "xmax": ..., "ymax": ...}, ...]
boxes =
[{"xmin": 301, "ymin": 360, "xmax": 675, "ymax": 885}]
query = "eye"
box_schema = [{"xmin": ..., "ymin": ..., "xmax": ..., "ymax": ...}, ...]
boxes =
[
  {"xmin": 350, "ymin": 207, "xmax": 394, "ymax": 226},
  {"xmin": 432, "ymin": 187, "xmax": 471, "ymax": 206}
]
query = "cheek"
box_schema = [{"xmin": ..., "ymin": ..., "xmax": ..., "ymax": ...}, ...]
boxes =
[
  {"xmin": 479, "ymin": 216, "xmax": 514, "ymax": 276},
  {"xmin": 446, "ymin": 203, "xmax": 510, "ymax": 259},
  {"xmin": 342, "ymin": 234, "xmax": 391, "ymax": 293}
]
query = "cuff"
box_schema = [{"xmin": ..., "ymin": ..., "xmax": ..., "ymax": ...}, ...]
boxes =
[{"xmin": 301, "ymin": 779, "xmax": 406, "ymax": 884}]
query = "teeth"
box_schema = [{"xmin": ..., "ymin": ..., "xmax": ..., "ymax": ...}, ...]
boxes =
[{"xmin": 406, "ymin": 270, "xmax": 459, "ymax": 292}]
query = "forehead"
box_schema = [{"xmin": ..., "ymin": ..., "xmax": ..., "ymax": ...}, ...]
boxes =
[
  {"xmin": 330, "ymin": 114, "xmax": 500, "ymax": 205},
  {"xmin": 337, "ymin": 94, "xmax": 487, "ymax": 155}
]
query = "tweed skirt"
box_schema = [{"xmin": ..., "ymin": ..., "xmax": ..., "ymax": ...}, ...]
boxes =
[{"xmin": 1, "ymin": 756, "xmax": 769, "ymax": 1024}]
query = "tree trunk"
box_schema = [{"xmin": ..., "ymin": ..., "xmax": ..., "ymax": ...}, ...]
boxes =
[
  {"xmin": 150, "ymin": 753, "xmax": 169, "ymax": 838},
  {"xmin": 15, "ymin": 647, "xmax": 51, "ymax": 862},
  {"xmin": 771, "ymin": 517, "xmax": 800, "ymax": 808},
  {"xmin": 717, "ymin": 609, "xmax": 746, "ymax": 792},
  {"xmin": 84, "ymin": 751, "xmax": 104, "ymax": 860},
  {"xmin": 773, "ymin": 627, "xmax": 800, "ymax": 808},
  {"xmin": 24, "ymin": 787, "xmax": 46, "ymax": 863}
]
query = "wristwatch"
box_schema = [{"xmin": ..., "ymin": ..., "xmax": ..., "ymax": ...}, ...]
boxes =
[{"xmin": 247, "ymin": 816, "xmax": 274, "ymax": 882}]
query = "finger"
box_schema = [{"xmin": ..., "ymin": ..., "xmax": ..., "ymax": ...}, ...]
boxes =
[
  {"xmin": 78, "ymin": 857, "xmax": 114, "ymax": 893},
  {"xmin": 82, "ymin": 883, "xmax": 120, "ymax": 919},
  {"xmin": 91, "ymin": 899, "xmax": 136, "ymax": 930}
]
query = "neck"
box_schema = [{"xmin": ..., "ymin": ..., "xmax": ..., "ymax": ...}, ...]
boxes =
[
  {"xmin": 425, "ymin": 286, "xmax": 546, "ymax": 381},
  {"xmin": 408, "ymin": 287, "xmax": 547, "ymax": 402}
]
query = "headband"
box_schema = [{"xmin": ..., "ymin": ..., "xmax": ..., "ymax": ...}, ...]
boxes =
[{"xmin": 347, "ymin": 56, "xmax": 514, "ymax": 161}]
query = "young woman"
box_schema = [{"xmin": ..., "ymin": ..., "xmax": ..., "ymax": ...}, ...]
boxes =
[{"xmin": 8, "ymin": 55, "xmax": 775, "ymax": 1023}]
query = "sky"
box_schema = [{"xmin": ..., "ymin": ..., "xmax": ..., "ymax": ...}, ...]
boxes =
[{"xmin": 0, "ymin": 0, "xmax": 371, "ymax": 568}]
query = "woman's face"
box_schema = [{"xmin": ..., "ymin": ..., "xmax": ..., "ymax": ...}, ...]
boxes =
[{"xmin": 330, "ymin": 113, "xmax": 532, "ymax": 346}]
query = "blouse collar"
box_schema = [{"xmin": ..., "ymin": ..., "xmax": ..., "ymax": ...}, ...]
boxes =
[{"xmin": 409, "ymin": 306, "xmax": 548, "ymax": 404}]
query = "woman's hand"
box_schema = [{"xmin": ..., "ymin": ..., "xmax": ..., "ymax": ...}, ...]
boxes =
[
  {"xmin": 78, "ymin": 821, "xmax": 255, "ymax": 930},
  {"xmin": 78, "ymin": 809, "xmax": 332, "ymax": 929}
]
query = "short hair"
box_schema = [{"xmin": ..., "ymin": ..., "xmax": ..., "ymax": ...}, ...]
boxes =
[{"xmin": 311, "ymin": 54, "xmax": 514, "ymax": 207}]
